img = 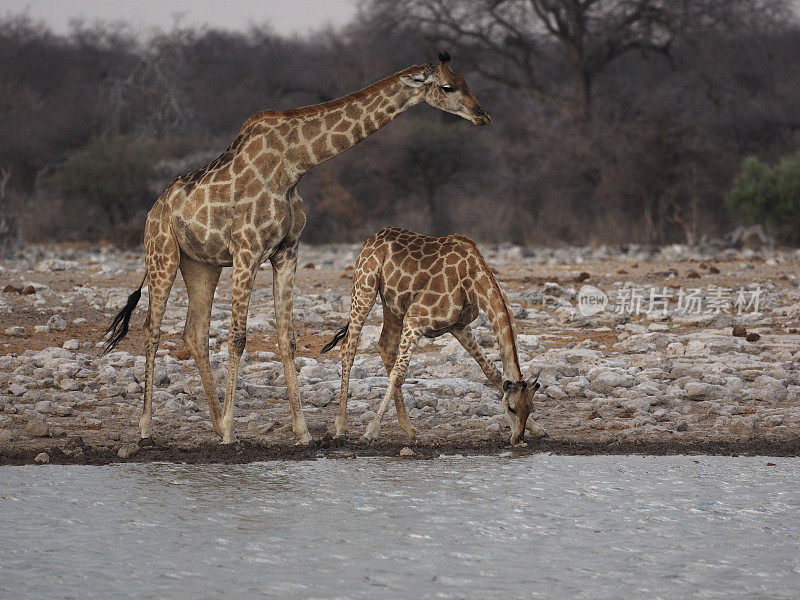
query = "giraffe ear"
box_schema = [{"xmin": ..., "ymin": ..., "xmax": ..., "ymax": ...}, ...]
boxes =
[
  {"xmin": 527, "ymin": 370, "xmax": 543, "ymax": 391},
  {"xmin": 400, "ymin": 73, "xmax": 429, "ymax": 88}
]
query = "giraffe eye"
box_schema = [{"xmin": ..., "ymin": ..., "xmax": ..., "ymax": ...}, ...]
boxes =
[{"xmin": 440, "ymin": 85, "xmax": 456, "ymax": 93}]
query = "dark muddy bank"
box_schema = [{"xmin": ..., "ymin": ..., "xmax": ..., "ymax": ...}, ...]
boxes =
[{"xmin": 3, "ymin": 433, "xmax": 799, "ymax": 466}]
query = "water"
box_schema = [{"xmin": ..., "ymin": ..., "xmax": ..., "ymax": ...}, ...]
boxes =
[{"xmin": 1, "ymin": 455, "xmax": 798, "ymax": 600}]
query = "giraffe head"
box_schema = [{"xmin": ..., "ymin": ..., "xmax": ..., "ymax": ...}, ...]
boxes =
[
  {"xmin": 399, "ymin": 52, "xmax": 491, "ymax": 126},
  {"xmin": 502, "ymin": 372, "xmax": 546, "ymax": 445}
]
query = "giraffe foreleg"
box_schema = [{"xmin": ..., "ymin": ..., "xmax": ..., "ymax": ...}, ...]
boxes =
[
  {"xmin": 220, "ymin": 253, "xmax": 259, "ymax": 444},
  {"xmin": 450, "ymin": 326, "xmax": 503, "ymax": 392},
  {"xmin": 272, "ymin": 244, "xmax": 312, "ymax": 446}
]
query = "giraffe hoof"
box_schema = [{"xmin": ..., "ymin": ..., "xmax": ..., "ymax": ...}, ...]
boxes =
[
  {"xmin": 138, "ymin": 436, "xmax": 156, "ymax": 448},
  {"xmin": 360, "ymin": 435, "xmax": 373, "ymax": 446},
  {"xmin": 221, "ymin": 434, "xmax": 237, "ymax": 445},
  {"xmin": 332, "ymin": 434, "xmax": 349, "ymax": 447},
  {"xmin": 294, "ymin": 431, "xmax": 313, "ymax": 446}
]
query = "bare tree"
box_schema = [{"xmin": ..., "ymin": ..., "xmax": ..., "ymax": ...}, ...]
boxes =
[
  {"xmin": 374, "ymin": 0, "xmax": 676, "ymax": 120},
  {"xmin": 0, "ymin": 165, "xmax": 18, "ymax": 256}
]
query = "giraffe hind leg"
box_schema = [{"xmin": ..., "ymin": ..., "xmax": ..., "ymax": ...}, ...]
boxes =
[
  {"xmin": 272, "ymin": 244, "xmax": 312, "ymax": 446},
  {"xmin": 377, "ymin": 307, "xmax": 415, "ymax": 440},
  {"xmin": 179, "ymin": 254, "xmax": 223, "ymax": 438},
  {"xmin": 363, "ymin": 316, "xmax": 423, "ymax": 444},
  {"xmin": 140, "ymin": 231, "xmax": 179, "ymax": 440},
  {"xmin": 334, "ymin": 264, "xmax": 380, "ymax": 440}
]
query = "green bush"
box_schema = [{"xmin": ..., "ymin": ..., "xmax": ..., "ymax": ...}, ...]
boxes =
[
  {"xmin": 56, "ymin": 136, "xmax": 157, "ymax": 227},
  {"xmin": 726, "ymin": 154, "xmax": 800, "ymax": 244}
]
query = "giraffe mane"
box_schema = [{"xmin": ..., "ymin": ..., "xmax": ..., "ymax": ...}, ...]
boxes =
[{"xmin": 240, "ymin": 65, "xmax": 427, "ymax": 130}]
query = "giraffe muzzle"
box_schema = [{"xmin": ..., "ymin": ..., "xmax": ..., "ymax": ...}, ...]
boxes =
[{"xmin": 472, "ymin": 107, "xmax": 492, "ymax": 126}]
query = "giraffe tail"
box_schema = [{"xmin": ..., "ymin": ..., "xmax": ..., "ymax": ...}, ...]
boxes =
[
  {"xmin": 102, "ymin": 275, "xmax": 146, "ymax": 355},
  {"xmin": 320, "ymin": 322, "xmax": 349, "ymax": 354}
]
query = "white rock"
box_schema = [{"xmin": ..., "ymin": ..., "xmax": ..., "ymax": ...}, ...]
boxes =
[
  {"xmin": 685, "ymin": 339, "xmax": 708, "ymax": 355},
  {"xmin": 25, "ymin": 420, "xmax": 50, "ymax": 437},
  {"xmin": 117, "ymin": 443, "xmax": 140, "ymax": 459},
  {"xmin": 751, "ymin": 376, "xmax": 788, "ymax": 403},
  {"xmin": 63, "ymin": 339, "xmax": 80, "ymax": 351},
  {"xmin": 59, "ymin": 379, "xmax": 80, "ymax": 391},
  {"xmin": 7, "ymin": 383, "xmax": 26, "ymax": 396},
  {"xmin": 36, "ymin": 258, "xmax": 73, "ymax": 272},
  {"xmin": 563, "ymin": 349, "xmax": 602, "ymax": 365},
  {"xmin": 684, "ymin": 382, "xmax": 719, "ymax": 400},
  {"xmin": 52, "ymin": 405, "xmax": 73, "ymax": 417},
  {"xmin": 309, "ymin": 386, "xmax": 335, "ymax": 407},
  {"xmin": 666, "ymin": 342, "xmax": 686, "ymax": 356},
  {"xmin": 591, "ymin": 371, "xmax": 635, "ymax": 394},
  {"xmin": 517, "ymin": 334, "xmax": 541, "ymax": 349},
  {"xmin": 103, "ymin": 351, "xmax": 135, "ymax": 368},
  {"xmin": 47, "ymin": 314, "xmax": 67, "ymax": 332}
]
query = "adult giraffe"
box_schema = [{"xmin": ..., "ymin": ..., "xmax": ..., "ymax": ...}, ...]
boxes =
[{"xmin": 104, "ymin": 52, "xmax": 491, "ymax": 445}]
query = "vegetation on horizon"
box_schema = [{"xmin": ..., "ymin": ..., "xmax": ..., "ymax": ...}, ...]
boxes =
[{"xmin": 1, "ymin": 0, "xmax": 799, "ymax": 247}]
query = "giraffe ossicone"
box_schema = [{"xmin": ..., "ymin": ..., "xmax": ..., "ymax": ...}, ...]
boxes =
[
  {"xmin": 103, "ymin": 55, "xmax": 491, "ymax": 445},
  {"xmin": 322, "ymin": 227, "xmax": 548, "ymax": 446}
]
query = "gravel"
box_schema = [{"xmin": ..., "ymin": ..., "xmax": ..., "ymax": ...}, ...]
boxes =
[{"xmin": 1, "ymin": 242, "xmax": 799, "ymax": 460}]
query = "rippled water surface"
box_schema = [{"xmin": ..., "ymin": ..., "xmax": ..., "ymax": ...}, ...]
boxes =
[{"xmin": 1, "ymin": 455, "xmax": 799, "ymax": 599}]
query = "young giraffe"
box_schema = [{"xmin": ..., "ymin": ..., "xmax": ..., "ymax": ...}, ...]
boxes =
[
  {"xmin": 104, "ymin": 54, "xmax": 491, "ymax": 445},
  {"xmin": 322, "ymin": 227, "xmax": 548, "ymax": 445}
]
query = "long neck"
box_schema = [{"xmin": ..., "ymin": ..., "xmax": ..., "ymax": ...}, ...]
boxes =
[
  {"xmin": 471, "ymin": 259, "xmax": 523, "ymax": 381},
  {"xmin": 265, "ymin": 67, "xmax": 425, "ymax": 176}
]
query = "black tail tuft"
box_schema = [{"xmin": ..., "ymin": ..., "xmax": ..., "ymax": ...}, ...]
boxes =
[
  {"xmin": 102, "ymin": 279, "xmax": 144, "ymax": 354},
  {"xmin": 321, "ymin": 323, "xmax": 349, "ymax": 354}
]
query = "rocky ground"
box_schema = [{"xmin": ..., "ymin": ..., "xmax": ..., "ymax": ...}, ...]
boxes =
[{"xmin": 1, "ymin": 241, "xmax": 800, "ymax": 464}]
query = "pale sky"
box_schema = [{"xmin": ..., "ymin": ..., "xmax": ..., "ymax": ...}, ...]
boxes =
[{"xmin": 1, "ymin": 0, "xmax": 359, "ymax": 36}]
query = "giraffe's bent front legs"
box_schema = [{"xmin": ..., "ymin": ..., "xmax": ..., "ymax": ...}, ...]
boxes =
[
  {"xmin": 362, "ymin": 319, "xmax": 423, "ymax": 444},
  {"xmin": 450, "ymin": 326, "xmax": 503, "ymax": 390},
  {"xmin": 272, "ymin": 245, "xmax": 312, "ymax": 446},
  {"xmin": 451, "ymin": 326, "xmax": 545, "ymax": 438}
]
